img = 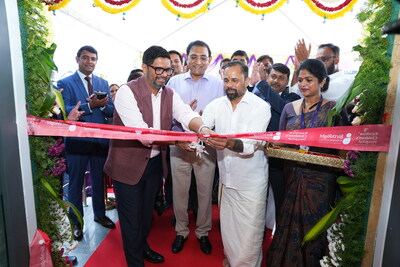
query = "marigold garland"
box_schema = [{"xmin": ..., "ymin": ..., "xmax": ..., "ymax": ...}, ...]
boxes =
[
  {"xmin": 93, "ymin": 0, "xmax": 142, "ymax": 14},
  {"xmin": 169, "ymin": 0, "xmax": 205, "ymax": 8},
  {"xmin": 245, "ymin": 0, "xmax": 280, "ymax": 8},
  {"xmin": 303, "ymin": 0, "xmax": 358, "ymax": 19},
  {"xmin": 236, "ymin": 0, "xmax": 287, "ymax": 15},
  {"xmin": 104, "ymin": 0, "xmax": 132, "ymax": 5},
  {"xmin": 161, "ymin": 0, "xmax": 214, "ymax": 18},
  {"xmin": 48, "ymin": 0, "xmax": 72, "ymax": 11}
]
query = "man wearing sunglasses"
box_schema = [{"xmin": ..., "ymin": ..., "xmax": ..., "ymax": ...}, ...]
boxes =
[
  {"xmin": 291, "ymin": 40, "xmax": 355, "ymax": 102},
  {"xmin": 104, "ymin": 45, "xmax": 212, "ymax": 267}
]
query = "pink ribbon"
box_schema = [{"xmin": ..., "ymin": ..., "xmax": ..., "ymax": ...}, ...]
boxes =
[{"xmin": 27, "ymin": 114, "xmax": 391, "ymax": 152}]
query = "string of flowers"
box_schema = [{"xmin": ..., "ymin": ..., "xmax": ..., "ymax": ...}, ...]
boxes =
[
  {"xmin": 92, "ymin": 0, "xmax": 142, "ymax": 14},
  {"xmin": 168, "ymin": 0, "xmax": 205, "ymax": 8},
  {"xmin": 48, "ymin": 0, "xmax": 72, "ymax": 11},
  {"xmin": 38, "ymin": 0, "xmax": 62, "ymax": 5},
  {"xmin": 161, "ymin": 0, "xmax": 214, "ymax": 19},
  {"xmin": 104, "ymin": 0, "xmax": 132, "ymax": 5},
  {"xmin": 235, "ymin": 0, "xmax": 287, "ymax": 15},
  {"xmin": 302, "ymin": 0, "xmax": 358, "ymax": 19}
]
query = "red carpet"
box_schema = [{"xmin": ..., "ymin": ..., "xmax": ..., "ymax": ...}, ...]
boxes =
[{"xmin": 85, "ymin": 205, "xmax": 272, "ymax": 266}]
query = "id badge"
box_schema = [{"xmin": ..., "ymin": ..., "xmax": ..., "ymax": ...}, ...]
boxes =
[{"xmin": 299, "ymin": 145, "xmax": 309, "ymax": 153}]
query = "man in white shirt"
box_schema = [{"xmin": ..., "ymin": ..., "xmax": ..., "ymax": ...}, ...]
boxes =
[
  {"xmin": 104, "ymin": 45, "xmax": 212, "ymax": 267},
  {"xmin": 202, "ymin": 61, "xmax": 271, "ymax": 267},
  {"xmin": 291, "ymin": 40, "xmax": 354, "ymax": 101}
]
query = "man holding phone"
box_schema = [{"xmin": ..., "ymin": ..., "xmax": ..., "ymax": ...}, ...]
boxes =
[{"xmin": 58, "ymin": 45, "xmax": 115, "ymax": 241}]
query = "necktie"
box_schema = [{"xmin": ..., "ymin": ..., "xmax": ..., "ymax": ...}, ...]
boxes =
[{"xmin": 84, "ymin": 76, "xmax": 93, "ymax": 95}]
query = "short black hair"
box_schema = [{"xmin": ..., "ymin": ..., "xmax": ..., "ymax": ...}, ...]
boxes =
[
  {"xmin": 223, "ymin": 61, "xmax": 249, "ymax": 79},
  {"xmin": 270, "ymin": 63, "xmax": 290, "ymax": 79},
  {"xmin": 297, "ymin": 59, "xmax": 330, "ymax": 92},
  {"xmin": 169, "ymin": 50, "xmax": 183, "ymax": 63},
  {"xmin": 231, "ymin": 50, "xmax": 249, "ymax": 63},
  {"xmin": 77, "ymin": 45, "xmax": 98, "ymax": 58},
  {"xmin": 142, "ymin": 45, "xmax": 170, "ymax": 66},
  {"xmin": 109, "ymin": 83, "xmax": 119, "ymax": 88},
  {"xmin": 220, "ymin": 58, "xmax": 231, "ymax": 68},
  {"xmin": 318, "ymin": 43, "xmax": 340, "ymax": 57},
  {"xmin": 127, "ymin": 69, "xmax": 143, "ymax": 82},
  {"xmin": 257, "ymin": 55, "xmax": 274, "ymax": 64},
  {"xmin": 186, "ymin": 40, "xmax": 211, "ymax": 57}
]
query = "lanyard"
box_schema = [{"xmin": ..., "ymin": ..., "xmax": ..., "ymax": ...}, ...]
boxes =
[{"xmin": 300, "ymin": 95, "xmax": 323, "ymax": 129}]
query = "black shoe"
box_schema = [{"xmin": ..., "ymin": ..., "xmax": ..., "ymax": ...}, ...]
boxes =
[
  {"xmin": 172, "ymin": 235, "xmax": 187, "ymax": 253},
  {"xmin": 198, "ymin": 236, "xmax": 212, "ymax": 255},
  {"xmin": 171, "ymin": 215, "xmax": 176, "ymax": 226},
  {"xmin": 73, "ymin": 224, "xmax": 83, "ymax": 241},
  {"xmin": 94, "ymin": 216, "xmax": 116, "ymax": 229},
  {"xmin": 143, "ymin": 248, "xmax": 164, "ymax": 263},
  {"xmin": 163, "ymin": 200, "xmax": 170, "ymax": 211},
  {"xmin": 154, "ymin": 201, "xmax": 164, "ymax": 216}
]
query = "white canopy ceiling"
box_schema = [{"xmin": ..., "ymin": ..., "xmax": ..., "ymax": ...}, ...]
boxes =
[{"xmin": 52, "ymin": 0, "xmax": 365, "ymax": 84}]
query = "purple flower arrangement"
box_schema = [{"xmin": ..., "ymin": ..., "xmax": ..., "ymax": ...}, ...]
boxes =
[
  {"xmin": 47, "ymin": 138, "xmax": 66, "ymax": 177},
  {"xmin": 343, "ymin": 150, "xmax": 359, "ymax": 177}
]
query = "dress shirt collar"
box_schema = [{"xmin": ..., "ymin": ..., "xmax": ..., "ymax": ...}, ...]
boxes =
[
  {"xmin": 154, "ymin": 87, "xmax": 163, "ymax": 97},
  {"xmin": 184, "ymin": 71, "xmax": 211, "ymax": 81},
  {"xmin": 223, "ymin": 90, "xmax": 251, "ymax": 105},
  {"xmin": 77, "ymin": 70, "xmax": 92, "ymax": 80},
  {"xmin": 329, "ymin": 70, "xmax": 344, "ymax": 79}
]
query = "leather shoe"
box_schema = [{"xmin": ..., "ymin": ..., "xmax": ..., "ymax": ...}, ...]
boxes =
[
  {"xmin": 172, "ymin": 235, "xmax": 187, "ymax": 253},
  {"xmin": 73, "ymin": 224, "xmax": 83, "ymax": 241},
  {"xmin": 94, "ymin": 216, "xmax": 116, "ymax": 229},
  {"xmin": 143, "ymin": 248, "xmax": 164, "ymax": 263},
  {"xmin": 198, "ymin": 236, "xmax": 212, "ymax": 255}
]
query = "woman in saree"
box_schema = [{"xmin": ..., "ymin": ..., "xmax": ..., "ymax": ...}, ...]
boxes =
[{"xmin": 266, "ymin": 59, "xmax": 348, "ymax": 267}]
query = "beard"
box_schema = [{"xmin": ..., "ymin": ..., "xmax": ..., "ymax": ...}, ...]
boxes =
[
  {"xmin": 326, "ymin": 63, "xmax": 335, "ymax": 75},
  {"xmin": 150, "ymin": 75, "xmax": 168, "ymax": 89},
  {"xmin": 225, "ymin": 88, "xmax": 240, "ymax": 101}
]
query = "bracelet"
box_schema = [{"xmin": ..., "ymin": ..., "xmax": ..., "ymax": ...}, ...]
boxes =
[{"xmin": 198, "ymin": 125, "xmax": 210, "ymax": 133}]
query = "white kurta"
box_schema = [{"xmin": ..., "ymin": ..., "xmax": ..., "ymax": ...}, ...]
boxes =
[{"xmin": 202, "ymin": 91, "xmax": 271, "ymax": 267}]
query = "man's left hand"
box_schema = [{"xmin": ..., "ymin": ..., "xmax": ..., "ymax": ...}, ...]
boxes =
[
  {"xmin": 206, "ymin": 137, "xmax": 229, "ymax": 150},
  {"xmin": 87, "ymin": 94, "xmax": 108, "ymax": 109}
]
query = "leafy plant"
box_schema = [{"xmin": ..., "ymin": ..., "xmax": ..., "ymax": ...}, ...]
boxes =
[
  {"xmin": 17, "ymin": 0, "xmax": 80, "ymax": 265},
  {"xmin": 303, "ymin": 0, "xmax": 393, "ymax": 265}
]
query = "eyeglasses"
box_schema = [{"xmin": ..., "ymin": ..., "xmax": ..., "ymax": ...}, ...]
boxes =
[
  {"xmin": 318, "ymin": 56, "xmax": 337, "ymax": 62},
  {"xmin": 147, "ymin": 65, "xmax": 174, "ymax": 75}
]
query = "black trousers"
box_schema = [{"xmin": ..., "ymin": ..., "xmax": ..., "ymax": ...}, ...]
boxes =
[
  {"xmin": 268, "ymin": 157, "xmax": 285, "ymax": 218},
  {"xmin": 113, "ymin": 154, "xmax": 163, "ymax": 267}
]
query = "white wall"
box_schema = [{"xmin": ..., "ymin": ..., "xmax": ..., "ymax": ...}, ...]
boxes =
[
  {"xmin": 373, "ymin": 71, "xmax": 400, "ymax": 266},
  {"xmin": 5, "ymin": 0, "xmax": 37, "ymax": 243}
]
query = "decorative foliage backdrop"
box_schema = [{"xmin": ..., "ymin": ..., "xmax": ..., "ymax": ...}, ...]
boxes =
[
  {"xmin": 18, "ymin": 0, "xmax": 71, "ymax": 265},
  {"xmin": 317, "ymin": 0, "xmax": 393, "ymax": 265}
]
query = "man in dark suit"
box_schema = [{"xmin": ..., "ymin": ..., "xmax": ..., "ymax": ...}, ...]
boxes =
[
  {"xmin": 252, "ymin": 63, "xmax": 300, "ymax": 219},
  {"xmin": 58, "ymin": 45, "xmax": 115, "ymax": 241}
]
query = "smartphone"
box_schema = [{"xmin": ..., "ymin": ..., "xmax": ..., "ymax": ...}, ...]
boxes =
[{"xmin": 96, "ymin": 92, "xmax": 107, "ymax": 99}]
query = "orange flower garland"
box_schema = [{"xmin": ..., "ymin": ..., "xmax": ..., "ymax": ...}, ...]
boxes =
[
  {"xmin": 93, "ymin": 0, "xmax": 142, "ymax": 14},
  {"xmin": 48, "ymin": 0, "xmax": 72, "ymax": 11},
  {"xmin": 235, "ymin": 0, "xmax": 287, "ymax": 15},
  {"xmin": 303, "ymin": 0, "xmax": 358, "ymax": 19},
  {"xmin": 161, "ymin": 0, "xmax": 214, "ymax": 19},
  {"xmin": 42, "ymin": 0, "xmax": 358, "ymax": 19}
]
